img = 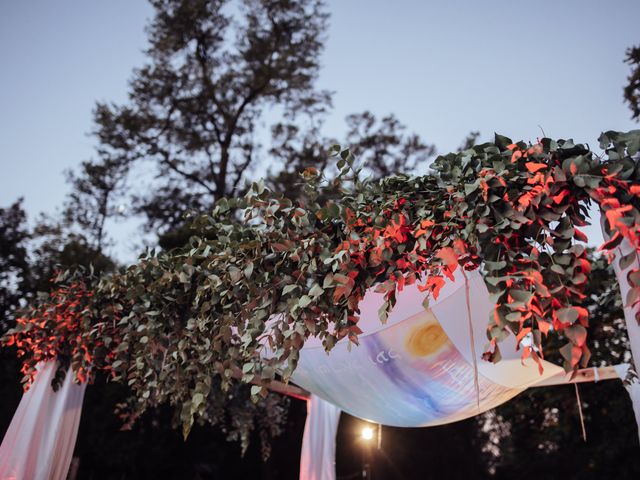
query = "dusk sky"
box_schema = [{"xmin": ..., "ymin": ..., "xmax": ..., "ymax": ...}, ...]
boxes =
[{"xmin": 1, "ymin": 0, "xmax": 639, "ymax": 260}]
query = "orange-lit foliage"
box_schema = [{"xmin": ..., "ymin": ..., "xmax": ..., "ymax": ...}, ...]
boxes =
[{"xmin": 5, "ymin": 278, "xmax": 101, "ymax": 389}]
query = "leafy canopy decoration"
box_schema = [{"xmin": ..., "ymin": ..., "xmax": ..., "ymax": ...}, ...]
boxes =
[{"xmin": 4, "ymin": 129, "xmax": 640, "ymax": 437}]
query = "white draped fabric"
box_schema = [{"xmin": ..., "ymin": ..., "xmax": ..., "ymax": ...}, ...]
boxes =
[
  {"xmin": 613, "ymin": 364, "xmax": 640, "ymax": 443},
  {"xmin": 603, "ymin": 225, "xmax": 640, "ymax": 441},
  {"xmin": 0, "ymin": 361, "xmax": 86, "ymax": 480},
  {"xmin": 299, "ymin": 394, "xmax": 342, "ymax": 480},
  {"xmin": 290, "ymin": 268, "xmax": 563, "ymax": 427}
]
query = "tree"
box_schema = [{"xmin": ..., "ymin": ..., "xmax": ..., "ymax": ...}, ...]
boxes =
[
  {"xmin": 0, "ymin": 200, "xmax": 32, "ymax": 441},
  {"xmin": 64, "ymin": 158, "xmax": 130, "ymax": 252},
  {"xmin": 69, "ymin": 1, "xmax": 440, "ymax": 248},
  {"xmin": 624, "ymin": 45, "xmax": 640, "ymax": 121},
  {"xmin": 0, "ymin": 202, "xmax": 107, "ymax": 327},
  {"xmin": 71, "ymin": 0, "xmax": 331, "ymax": 239},
  {"xmin": 0, "ymin": 200, "xmax": 30, "ymax": 332}
]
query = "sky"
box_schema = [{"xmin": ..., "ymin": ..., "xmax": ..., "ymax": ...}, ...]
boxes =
[{"xmin": 1, "ymin": 0, "xmax": 639, "ymax": 261}]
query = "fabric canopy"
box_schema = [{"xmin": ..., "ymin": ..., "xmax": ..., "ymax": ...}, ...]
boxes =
[
  {"xmin": 603, "ymin": 221, "xmax": 640, "ymax": 442},
  {"xmin": 288, "ymin": 268, "xmax": 564, "ymax": 427},
  {"xmin": 0, "ymin": 361, "xmax": 86, "ymax": 480},
  {"xmin": 299, "ymin": 394, "xmax": 341, "ymax": 480}
]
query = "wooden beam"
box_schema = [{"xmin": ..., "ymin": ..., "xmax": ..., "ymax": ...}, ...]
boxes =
[
  {"xmin": 532, "ymin": 366, "xmax": 621, "ymax": 387},
  {"xmin": 219, "ymin": 362, "xmax": 623, "ymax": 402},
  {"xmin": 215, "ymin": 361, "xmax": 310, "ymax": 400},
  {"xmin": 264, "ymin": 380, "xmax": 310, "ymax": 401}
]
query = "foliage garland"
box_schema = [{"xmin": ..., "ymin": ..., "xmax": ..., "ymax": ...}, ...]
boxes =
[{"xmin": 4, "ymin": 129, "xmax": 640, "ymax": 436}]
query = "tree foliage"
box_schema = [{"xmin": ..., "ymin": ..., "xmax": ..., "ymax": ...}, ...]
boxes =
[
  {"xmin": 0, "ymin": 200, "xmax": 30, "ymax": 332},
  {"xmin": 625, "ymin": 44, "xmax": 640, "ymax": 122},
  {"xmin": 66, "ymin": 0, "xmax": 440, "ymax": 253},
  {"xmin": 70, "ymin": 0, "xmax": 331, "ymax": 237},
  {"xmin": 0, "ymin": 201, "xmax": 113, "ymax": 331}
]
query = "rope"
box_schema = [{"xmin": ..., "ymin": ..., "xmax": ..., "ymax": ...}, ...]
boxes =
[
  {"xmin": 574, "ymin": 383, "xmax": 587, "ymax": 442},
  {"xmin": 462, "ymin": 269, "xmax": 481, "ymax": 409}
]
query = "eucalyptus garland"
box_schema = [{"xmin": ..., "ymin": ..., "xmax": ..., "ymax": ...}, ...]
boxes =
[{"xmin": 4, "ymin": 129, "xmax": 640, "ymax": 436}]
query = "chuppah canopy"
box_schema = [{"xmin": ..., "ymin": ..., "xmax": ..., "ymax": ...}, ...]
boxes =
[{"xmin": 2, "ymin": 130, "xmax": 640, "ymax": 480}]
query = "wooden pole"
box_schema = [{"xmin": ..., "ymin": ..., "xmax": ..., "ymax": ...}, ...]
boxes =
[
  {"xmin": 531, "ymin": 366, "xmax": 621, "ymax": 387},
  {"xmin": 215, "ymin": 362, "xmax": 311, "ymax": 400}
]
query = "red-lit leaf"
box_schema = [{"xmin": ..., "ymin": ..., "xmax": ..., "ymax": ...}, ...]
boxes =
[
  {"xmin": 538, "ymin": 320, "xmax": 551, "ymax": 336},
  {"xmin": 565, "ymin": 324, "xmax": 587, "ymax": 347},
  {"xmin": 436, "ymin": 247, "xmax": 458, "ymax": 271},
  {"xmin": 560, "ymin": 342, "xmax": 582, "ymax": 368},
  {"xmin": 573, "ymin": 228, "xmax": 588, "ymax": 243},
  {"xmin": 552, "ymin": 189, "xmax": 569, "ymax": 204},
  {"xmin": 525, "ymin": 162, "xmax": 547, "ymax": 173},
  {"xmin": 598, "ymin": 231, "xmax": 623, "ymax": 251},
  {"xmin": 426, "ymin": 276, "xmax": 446, "ymax": 300}
]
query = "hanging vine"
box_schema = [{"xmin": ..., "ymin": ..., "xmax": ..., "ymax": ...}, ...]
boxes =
[{"xmin": 4, "ymin": 129, "xmax": 640, "ymax": 436}]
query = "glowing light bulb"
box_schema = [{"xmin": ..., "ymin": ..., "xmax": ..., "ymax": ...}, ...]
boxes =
[{"xmin": 361, "ymin": 426, "xmax": 374, "ymax": 440}]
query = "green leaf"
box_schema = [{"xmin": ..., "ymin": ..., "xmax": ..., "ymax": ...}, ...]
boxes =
[
  {"xmin": 282, "ymin": 284, "xmax": 298, "ymax": 295},
  {"xmin": 506, "ymin": 312, "xmax": 521, "ymax": 323},
  {"xmin": 619, "ymin": 251, "xmax": 636, "ymax": 271},
  {"xmin": 244, "ymin": 262, "xmax": 254, "ymax": 278},
  {"xmin": 250, "ymin": 385, "xmax": 262, "ymax": 396},
  {"xmin": 556, "ymin": 307, "xmax": 579, "ymax": 324},
  {"xmin": 298, "ymin": 295, "xmax": 313, "ymax": 308},
  {"xmin": 422, "ymin": 296, "xmax": 430, "ymax": 310},
  {"xmin": 509, "ymin": 289, "xmax": 533, "ymax": 304},
  {"xmin": 242, "ymin": 362, "xmax": 253, "ymax": 373},
  {"xmin": 494, "ymin": 133, "xmax": 513, "ymax": 149},
  {"xmin": 484, "ymin": 260, "xmax": 507, "ymax": 271},
  {"xmin": 477, "ymin": 223, "xmax": 489, "ymax": 233},
  {"xmin": 309, "ymin": 284, "xmax": 324, "ymax": 297},
  {"xmin": 328, "ymin": 144, "xmax": 341, "ymax": 156},
  {"xmin": 192, "ymin": 392, "xmax": 204, "ymax": 408}
]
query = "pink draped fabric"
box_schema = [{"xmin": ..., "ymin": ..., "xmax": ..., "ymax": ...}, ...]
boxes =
[
  {"xmin": 299, "ymin": 394, "xmax": 341, "ymax": 480},
  {"xmin": 0, "ymin": 361, "xmax": 86, "ymax": 480}
]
